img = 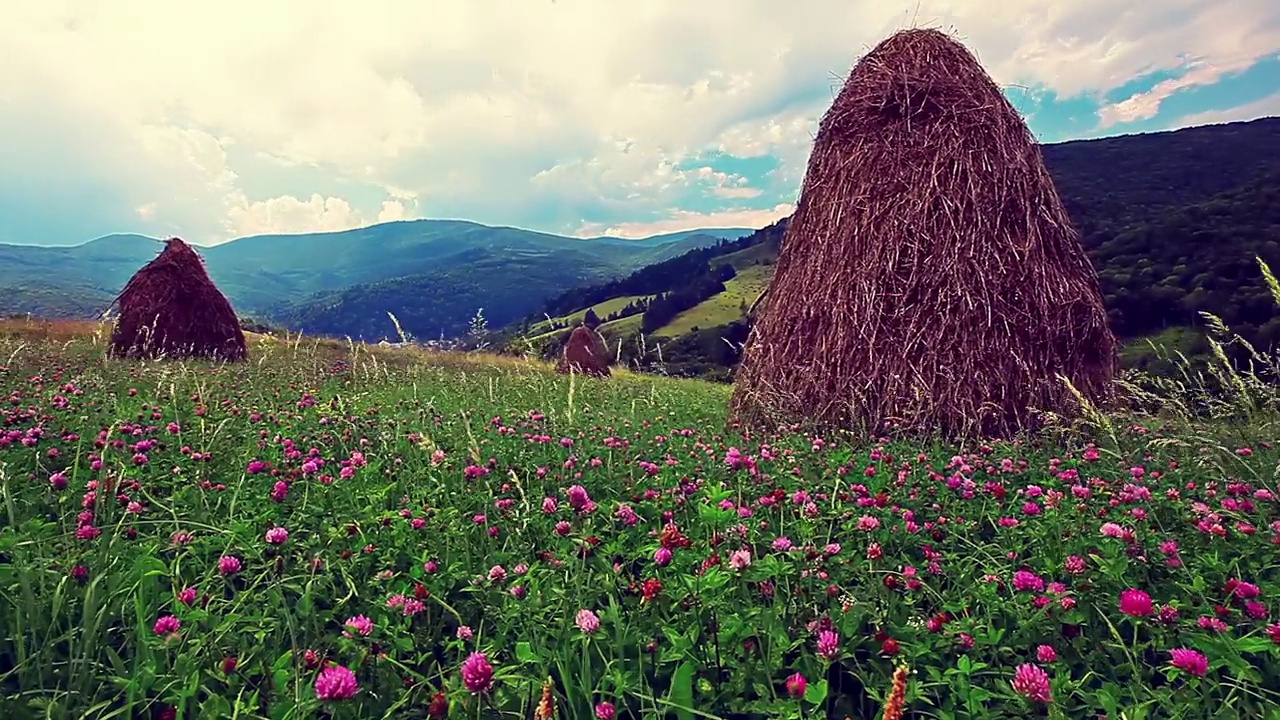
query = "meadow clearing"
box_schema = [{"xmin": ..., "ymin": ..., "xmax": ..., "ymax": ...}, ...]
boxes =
[{"xmin": 1, "ymin": 320, "xmax": 1279, "ymax": 720}]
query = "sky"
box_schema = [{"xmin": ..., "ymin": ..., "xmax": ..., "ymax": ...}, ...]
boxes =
[{"xmin": 2, "ymin": 0, "xmax": 1279, "ymax": 247}]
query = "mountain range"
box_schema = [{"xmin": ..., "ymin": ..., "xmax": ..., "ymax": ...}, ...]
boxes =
[
  {"xmin": 3, "ymin": 116, "xmax": 1280, "ymax": 347},
  {"xmin": 0, "ymin": 222, "xmax": 750, "ymax": 339}
]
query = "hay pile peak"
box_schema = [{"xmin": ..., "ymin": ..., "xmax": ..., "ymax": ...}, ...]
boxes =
[
  {"xmin": 557, "ymin": 325, "xmax": 611, "ymax": 378},
  {"xmin": 108, "ymin": 237, "xmax": 248, "ymax": 362},
  {"xmin": 730, "ymin": 27, "xmax": 1117, "ymax": 440}
]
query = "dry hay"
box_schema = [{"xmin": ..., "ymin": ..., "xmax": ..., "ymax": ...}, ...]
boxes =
[
  {"xmin": 730, "ymin": 28, "xmax": 1117, "ymax": 441},
  {"xmin": 557, "ymin": 325, "xmax": 611, "ymax": 378},
  {"xmin": 108, "ymin": 237, "xmax": 248, "ymax": 362}
]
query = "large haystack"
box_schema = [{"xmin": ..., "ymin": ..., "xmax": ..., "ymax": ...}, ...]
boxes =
[
  {"xmin": 557, "ymin": 326, "xmax": 611, "ymax": 378},
  {"xmin": 730, "ymin": 28, "xmax": 1117, "ymax": 440},
  {"xmin": 108, "ymin": 237, "xmax": 247, "ymax": 362}
]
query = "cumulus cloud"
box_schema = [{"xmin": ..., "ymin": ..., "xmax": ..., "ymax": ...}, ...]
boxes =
[
  {"xmin": 226, "ymin": 194, "xmax": 363, "ymax": 238},
  {"xmin": 1, "ymin": 0, "xmax": 1277, "ymax": 244},
  {"xmin": 1097, "ymin": 57, "xmax": 1261, "ymax": 128},
  {"xmin": 376, "ymin": 200, "xmax": 411, "ymax": 224}
]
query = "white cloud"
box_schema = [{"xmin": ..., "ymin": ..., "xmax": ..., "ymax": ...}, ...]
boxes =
[
  {"xmin": 225, "ymin": 193, "xmax": 365, "ymax": 238},
  {"xmin": 1097, "ymin": 57, "xmax": 1259, "ymax": 127},
  {"xmin": 1, "ymin": 0, "xmax": 1278, "ymax": 244},
  {"xmin": 577, "ymin": 203, "xmax": 795, "ymax": 239},
  {"xmin": 1174, "ymin": 89, "xmax": 1280, "ymax": 127},
  {"xmin": 376, "ymin": 199, "xmax": 412, "ymax": 223}
]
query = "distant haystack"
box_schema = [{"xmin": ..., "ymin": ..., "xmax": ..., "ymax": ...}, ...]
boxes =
[
  {"xmin": 108, "ymin": 237, "xmax": 247, "ymax": 362},
  {"xmin": 557, "ymin": 326, "xmax": 611, "ymax": 377},
  {"xmin": 730, "ymin": 28, "xmax": 1117, "ymax": 440}
]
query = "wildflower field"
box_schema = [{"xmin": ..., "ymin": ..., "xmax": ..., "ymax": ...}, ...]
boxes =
[{"xmin": 2, "ymin": 327, "xmax": 1279, "ymax": 719}]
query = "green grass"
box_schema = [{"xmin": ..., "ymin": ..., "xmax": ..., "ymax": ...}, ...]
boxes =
[
  {"xmin": 598, "ymin": 312, "xmax": 644, "ymax": 337},
  {"xmin": 653, "ymin": 265, "xmax": 773, "ymax": 337},
  {"xmin": 4, "ymin": 326, "xmax": 1280, "ymax": 719},
  {"xmin": 1120, "ymin": 326, "xmax": 1209, "ymax": 363}
]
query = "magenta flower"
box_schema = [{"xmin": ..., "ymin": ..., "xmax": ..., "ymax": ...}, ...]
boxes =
[
  {"xmin": 1197, "ymin": 616, "xmax": 1228, "ymax": 633},
  {"xmin": 314, "ymin": 664, "xmax": 359, "ymax": 700},
  {"xmin": 461, "ymin": 651, "xmax": 495, "ymax": 694},
  {"xmin": 1225, "ymin": 578, "xmax": 1261, "ymax": 600},
  {"xmin": 1035, "ymin": 644, "xmax": 1058, "ymax": 663},
  {"xmin": 595, "ymin": 701, "xmax": 616, "ymax": 720},
  {"xmin": 1244, "ymin": 601, "xmax": 1268, "ymax": 620},
  {"xmin": 785, "ymin": 672, "xmax": 807, "ymax": 698},
  {"xmin": 1012, "ymin": 570, "xmax": 1044, "ymax": 593},
  {"xmin": 1011, "ymin": 663, "xmax": 1052, "ymax": 703},
  {"xmin": 343, "ymin": 615, "xmax": 373, "ymax": 637},
  {"xmin": 217, "ymin": 556, "xmax": 242, "ymax": 576},
  {"xmin": 816, "ymin": 630, "xmax": 840, "ymax": 661},
  {"xmin": 1169, "ymin": 648, "xmax": 1209, "ymax": 676},
  {"xmin": 264, "ymin": 527, "xmax": 288, "ymax": 545},
  {"xmin": 153, "ymin": 615, "xmax": 180, "ymax": 636},
  {"xmin": 575, "ymin": 609, "xmax": 601, "ymax": 634},
  {"xmin": 654, "ymin": 546, "xmax": 673, "ymax": 566},
  {"xmin": 1119, "ymin": 588, "xmax": 1153, "ymax": 617}
]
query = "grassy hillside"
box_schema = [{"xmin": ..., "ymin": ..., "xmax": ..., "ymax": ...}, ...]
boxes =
[
  {"xmin": 526, "ymin": 294, "xmax": 654, "ymax": 338},
  {"xmin": 653, "ymin": 264, "xmax": 772, "ymax": 337}
]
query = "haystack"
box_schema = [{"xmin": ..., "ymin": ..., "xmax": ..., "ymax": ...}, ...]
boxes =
[
  {"xmin": 108, "ymin": 237, "xmax": 247, "ymax": 362},
  {"xmin": 557, "ymin": 325, "xmax": 611, "ymax": 378},
  {"xmin": 730, "ymin": 28, "xmax": 1117, "ymax": 440}
]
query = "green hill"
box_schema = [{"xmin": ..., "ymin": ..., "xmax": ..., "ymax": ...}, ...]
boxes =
[
  {"xmin": 652, "ymin": 265, "xmax": 772, "ymax": 338},
  {"xmin": 526, "ymin": 294, "xmax": 654, "ymax": 339}
]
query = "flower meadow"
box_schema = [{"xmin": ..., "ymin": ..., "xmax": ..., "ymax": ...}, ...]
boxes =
[{"xmin": 2, "ymin": 333, "xmax": 1280, "ymax": 719}]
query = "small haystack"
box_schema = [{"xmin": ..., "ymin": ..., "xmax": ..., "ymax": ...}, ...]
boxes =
[
  {"xmin": 108, "ymin": 237, "xmax": 247, "ymax": 362},
  {"xmin": 730, "ymin": 28, "xmax": 1117, "ymax": 440},
  {"xmin": 557, "ymin": 325, "xmax": 611, "ymax": 378}
]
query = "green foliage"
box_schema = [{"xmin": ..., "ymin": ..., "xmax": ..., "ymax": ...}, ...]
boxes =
[{"xmin": 1092, "ymin": 175, "xmax": 1280, "ymax": 342}]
